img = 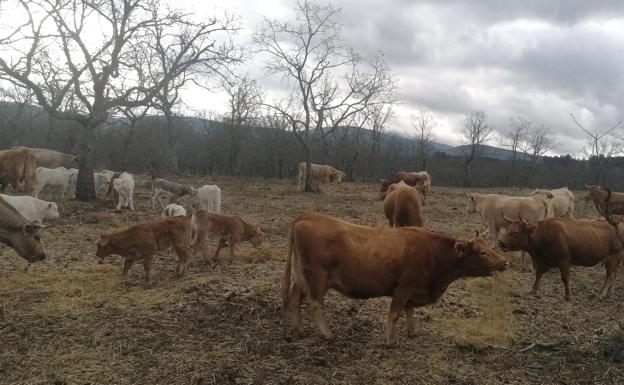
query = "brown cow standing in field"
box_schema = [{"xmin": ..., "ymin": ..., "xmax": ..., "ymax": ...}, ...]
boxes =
[
  {"xmin": 12, "ymin": 146, "xmax": 79, "ymax": 169},
  {"xmin": 498, "ymin": 217, "xmax": 624, "ymax": 300},
  {"xmin": 383, "ymin": 181, "xmax": 424, "ymax": 227},
  {"xmin": 379, "ymin": 171, "xmax": 431, "ymax": 202},
  {"xmin": 297, "ymin": 162, "xmax": 346, "ymax": 192},
  {"xmin": 190, "ymin": 210, "xmax": 263, "ymax": 259},
  {"xmin": 0, "ymin": 148, "xmax": 37, "ymax": 195},
  {"xmin": 584, "ymin": 185, "xmax": 624, "ymax": 216},
  {"xmin": 0, "ymin": 196, "xmax": 46, "ymax": 262},
  {"xmin": 282, "ymin": 212, "xmax": 508, "ymax": 345},
  {"xmin": 96, "ymin": 216, "xmax": 192, "ymax": 283}
]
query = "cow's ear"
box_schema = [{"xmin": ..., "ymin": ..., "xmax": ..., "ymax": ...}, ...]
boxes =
[
  {"xmin": 454, "ymin": 241, "xmax": 468, "ymax": 258},
  {"xmin": 48, "ymin": 203, "xmax": 53, "ymax": 208},
  {"xmin": 527, "ymin": 222, "xmax": 538, "ymax": 234}
]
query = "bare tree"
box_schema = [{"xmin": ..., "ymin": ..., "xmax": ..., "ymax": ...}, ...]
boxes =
[
  {"xmin": 412, "ymin": 109, "xmax": 436, "ymax": 170},
  {"xmin": 0, "ymin": 0, "xmax": 240, "ymax": 199},
  {"xmin": 462, "ymin": 110, "xmax": 493, "ymax": 186},
  {"xmin": 500, "ymin": 116, "xmax": 530, "ymax": 186},
  {"xmin": 522, "ymin": 124, "xmax": 556, "ymax": 186},
  {"xmin": 254, "ymin": 0, "xmax": 397, "ymax": 191},
  {"xmin": 571, "ymin": 113, "xmax": 623, "ymax": 186},
  {"xmin": 365, "ymin": 105, "xmax": 392, "ymax": 181}
]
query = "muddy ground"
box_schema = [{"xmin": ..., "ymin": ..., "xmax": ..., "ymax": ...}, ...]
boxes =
[{"xmin": 1, "ymin": 176, "xmax": 623, "ymax": 385}]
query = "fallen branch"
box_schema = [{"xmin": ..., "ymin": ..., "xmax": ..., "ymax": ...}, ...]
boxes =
[{"xmin": 518, "ymin": 340, "xmax": 564, "ymax": 353}]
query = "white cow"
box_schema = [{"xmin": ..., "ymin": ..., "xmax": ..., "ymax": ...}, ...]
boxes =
[
  {"xmin": 35, "ymin": 167, "xmax": 75, "ymax": 199},
  {"xmin": 531, "ymin": 187, "xmax": 575, "ymax": 218},
  {"xmin": 93, "ymin": 172, "xmax": 113, "ymax": 199},
  {"xmin": 0, "ymin": 194, "xmax": 59, "ymax": 222},
  {"xmin": 197, "ymin": 185, "xmax": 221, "ymax": 213},
  {"xmin": 162, "ymin": 203, "xmax": 187, "ymax": 217},
  {"xmin": 112, "ymin": 172, "xmax": 135, "ymax": 210}
]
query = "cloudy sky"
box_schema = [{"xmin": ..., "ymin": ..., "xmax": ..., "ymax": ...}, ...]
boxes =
[{"xmin": 181, "ymin": 0, "xmax": 623, "ymax": 155}]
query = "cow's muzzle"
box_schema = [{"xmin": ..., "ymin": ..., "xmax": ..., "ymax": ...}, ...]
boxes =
[{"xmin": 497, "ymin": 241, "xmax": 510, "ymax": 252}]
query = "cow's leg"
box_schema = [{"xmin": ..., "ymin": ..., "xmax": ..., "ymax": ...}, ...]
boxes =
[
  {"xmin": 213, "ymin": 238, "xmax": 227, "ymax": 260},
  {"xmin": 285, "ymin": 283, "xmax": 304, "ymax": 333},
  {"xmin": 173, "ymin": 243, "xmax": 191, "ymax": 278},
  {"xmin": 405, "ymin": 303, "xmax": 416, "ymax": 337},
  {"xmin": 228, "ymin": 237, "xmax": 237, "ymax": 259},
  {"xmin": 600, "ymin": 255, "xmax": 620, "ymax": 298},
  {"xmin": 129, "ymin": 194, "xmax": 134, "ymax": 211},
  {"xmin": 520, "ymin": 251, "xmax": 533, "ymax": 272},
  {"xmin": 532, "ymin": 262, "xmax": 547, "ymax": 295},
  {"xmin": 386, "ymin": 287, "xmax": 413, "ymax": 346},
  {"xmin": 121, "ymin": 259, "xmax": 135, "ymax": 280},
  {"xmin": 143, "ymin": 253, "xmax": 156, "ymax": 285},
  {"xmin": 557, "ymin": 261, "xmax": 572, "ymax": 301},
  {"xmin": 306, "ymin": 271, "xmax": 331, "ymax": 339}
]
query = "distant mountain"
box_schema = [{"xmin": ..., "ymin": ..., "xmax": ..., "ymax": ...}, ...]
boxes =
[{"xmin": 436, "ymin": 144, "xmax": 535, "ymax": 161}]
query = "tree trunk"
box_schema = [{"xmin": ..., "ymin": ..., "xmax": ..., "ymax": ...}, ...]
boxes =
[
  {"xmin": 304, "ymin": 145, "xmax": 314, "ymax": 192},
  {"xmin": 75, "ymin": 123, "xmax": 97, "ymax": 201}
]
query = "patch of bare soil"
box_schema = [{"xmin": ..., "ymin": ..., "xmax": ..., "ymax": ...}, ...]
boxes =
[{"xmin": 1, "ymin": 177, "xmax": 623, "ymax": 385}]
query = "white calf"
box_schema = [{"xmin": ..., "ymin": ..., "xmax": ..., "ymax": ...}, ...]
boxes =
[
  {"xmin": 0, "ymin": 194, "xmax": 59, "ymax": 222},
  {"xmin": 197, "ymin": 185, "xmax": 221, "ymax": 213},
  {"xmin": 35, "ymin": 167, "xmax": 74, "ymax": 199},
  {"xmin": 112, "ymin": 172, "xmax": 135, "ymax": 210},
  {"xmin": 93, "ymin": 172, "xmax": 113, "ymax": 199},
  {"xmin": 162, "ymin": 203, "xmax": 187, "ymax": 217}
]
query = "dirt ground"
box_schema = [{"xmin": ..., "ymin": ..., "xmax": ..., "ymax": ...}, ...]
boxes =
[{"xmin": 1, "ymin": 176, "xmax": 623, "ymax": 385}]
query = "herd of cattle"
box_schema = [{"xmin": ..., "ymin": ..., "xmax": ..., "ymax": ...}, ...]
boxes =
[{"xmin": 1, "ymin": 146, "xmax": 624, "ymax": 345}]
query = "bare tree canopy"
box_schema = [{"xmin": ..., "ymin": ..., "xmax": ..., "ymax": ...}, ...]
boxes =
[
  {"xmin": 412, "ymin": 109, "xmax": 436, "ymax": 170},
  {"xmin": 0, "ymin": 0, "xmax": 241, "ymax": 199},
  {"xmin": 461, "ymin": 109, "xmax": 492, "ymax": 186},
  {"xmin": 253, "ymin": 0, "xmax": 398, "ymax": 192}
]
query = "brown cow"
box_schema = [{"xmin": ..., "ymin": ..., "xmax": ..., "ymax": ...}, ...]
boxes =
[
  {"xmin": 584, "ymin": 185, "xmax": 624, "ymax": 216},
  {"xmin": 190, "ymin": 210, "xmax": 263, "ymax": 259},
  {"xmin": 297, "ymin": 162, "xmax": 346, "ymax": 191},
  {"xmin": 12, "ymin": 146, "xmax": 80, "ymax": 169},
  {"xmin": 379, "ymin": 171, "xmax": 431, "ymax": 202},
  {"xmin": 96, "ymin": 216, "xmax": 192, "ymax": 283},
  {"xmin": 383, "ymin": 181, "xmax": 424, "ymax": 227},
  {"xmin": 0, "ymin": 148, "xmax": 37, "ymax": 195},
  {"xmin": 281, "ymin": 212, "xmax": 508, "ymax": 345},
  {"xmin": 498, "ymin": 217, "xmax": 624, "ymax": 300},
  {"xmin": 0, "ymin": 196, "xmax": 46, "ymax": 262}
]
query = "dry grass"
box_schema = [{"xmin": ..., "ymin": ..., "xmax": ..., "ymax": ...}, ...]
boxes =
[{"xmin": 1, "ymin": 176, "xmax": 623, "ymax": 385}]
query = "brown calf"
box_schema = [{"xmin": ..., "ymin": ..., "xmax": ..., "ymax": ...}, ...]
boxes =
[
  {"xmin": 96, "ymin": 216, "xmax": 192, "ymax": 283},
  {"xmin": 282, "ymin": 212, "xmax": 508, "ymax": 345},
  {"xmin": 499, "ymin": 217, "xmax": 624, "ymax": 300},
  {"xmin": 190, "ymin": 210, "xmax": 263, "ymax": 259},
  {"xmin": 383, "ymin": 181, "xmax": 424, "ymax": 227},
  {"xmin": 584, "ymin": 185, "xmax": 624, "ymax": 216}
]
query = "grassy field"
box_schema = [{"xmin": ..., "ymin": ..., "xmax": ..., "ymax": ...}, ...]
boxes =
[{"xmin": 1, "ymin": 176, "xmax": 623, "ymax": 385}]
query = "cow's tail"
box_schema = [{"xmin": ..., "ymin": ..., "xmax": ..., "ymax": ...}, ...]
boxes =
[{"xmin": 281, "ymin": 226, "xmax": 295, "ymax": 316}]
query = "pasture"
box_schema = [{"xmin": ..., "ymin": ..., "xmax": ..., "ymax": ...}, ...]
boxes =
[{"xmin": 1, "ymin": 177, "xmax": 623, "ymax": 385}]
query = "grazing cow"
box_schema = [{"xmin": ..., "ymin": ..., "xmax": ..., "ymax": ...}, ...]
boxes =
[
  {"xmin": 96, "ymin": 217, "xmax": 192, "ymax": 283},
  {"xmin": 197, "ymin": 184, "xmax": 222, "ymax": 212},
  {"xmin": 162, "ymin": 203, "xmax": 187, "ymax": 217},
  {"xmin": 112, "ymin": 172, "xmax": 135, "ymax": 210},
  {"xmin": 532, "ymin": 187, "xmax": 575, "ymax": 218},
  {"xmin": 297, "ymin": 162, "xmax": 346, "ymax": 192},
  {"xmin": 190, "ymin": 210, "xmax": 263, "ymax": 260},
  {"xmin": 499, "ymin": 217, "xmax": 624, "ymax": 300},
  {"xmin": 379, "ymin": 171, "xmax": 431, "ymax": 202},
  {"xmin": 383, "ymin": 181, "xmax": 424, "ymax": 227},
  {"xmin": 0, "ymin": 196, "xmax": 46, "ymax": 262},
  {"xmin": 34, "ymin": 167, "xmax": 75, "ymax": 199},
  {"xmin": 0, "ymin": 194, "xmax": 59, "ymax": 223},
  {"xmin": 0, "ymin": 148, "xmax": 37, "ymax": 195},
  {"xmin": 151, "ymin": 178, "xmax": 196, "ymax": 210},
  {"xmin": 584, "ymin": 185, "xmax": 624, "ymax": 216},
  {"xmin": 12, "ymin": 146, "xmax": 79, "ymax": 169},
  {"xmin": 467, "ymin": 193, "xmax": 554, "ymax": 271},
  {"xmin": 281, "ymin": 212, "xmax": 508, "ymax": 345}
]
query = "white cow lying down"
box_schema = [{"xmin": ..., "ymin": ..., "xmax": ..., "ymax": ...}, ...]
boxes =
[
  {"xmin": 197, "ymin": 185, "xmax": 221, "ymax": 213},
  {"xmin": 162, "ymin": 203, "xmax": 187, "ymax": 217},
  {"xmin": 0, "ymin": 194, "xmax": 59, "ymax": 222},
  {"xmin": 35, "ymin": 167, "xmax": 76, "ymax": 200},
  {"xmin": 112, "ymin": 172, "xmax": 135, "ymax": 210}
]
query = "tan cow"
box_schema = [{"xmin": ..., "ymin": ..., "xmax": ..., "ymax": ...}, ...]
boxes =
[
  {"xmin": 584, "ymin": 185, "xmax": 624, "ymax": 217},
  {"xmin": 0, "ymin": 148, "xmax": 37, "ymax": 195},
  {"xmin": 12, "ymin": 146, "xmax": 79, "ymax": 169},
  {"xmin": 467, "ymin": 193, "xmax": 554, "ymax": 271},
  {"xmin": 532, "ymin": 187, "xmax": 575, "ymax": 217},
  {"xmin": 0, "ymin": 196, "xmax": 46, "ymax": 262},
  {"xmin": 379, "ymin": 171, "xmax": 431, "ymax": 202},
  {"xmin": 383, "ymin": 181, "xmax": 424, "ymax": 227},
  {"xmin": 96, "ymin": 217, "xmax": 192, "ymax": 283},
  {"xmin": 499, "ymin": 217, "xmax": 624, "ymax": 300},
  {"xmin": 281, "ymin": 212, "xmax": 508, "ymax": 345},
  {"xmin": 297, "ymin": 162, "xmax": 346, "ymax": 191},
  {"xmin": 190, "ymin": 210, "xmax": 263, "ymax": 260}
]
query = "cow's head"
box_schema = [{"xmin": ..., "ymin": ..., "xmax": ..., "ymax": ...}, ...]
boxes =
[
  {"xmin": 71, "ymin": 155, "xmax": 81, "ymax": 166},
  {"xmin": 10, "ymin": 221, "xmax": 46, "ymax": 263},
  {"xmin": 584, "ymin": 185, "xmax": 605, "ymax": 202},
  {"xmin": 454, "ymin": 231, "xmax": 508, "ymax": 276},
  {"xmin": 498, "ymin": 217, "xmax": 536, "ymax": 252},
  {"xmin": 46, "ymin": 202, "xmax": 60, "ymax": 221},
  {"xmin": 332, "ymin": 170, "xmax": 346, "ymax": 184},
  {"xmin": 188, "ymin": 186, "xmax": 197, "ymax": 197},
  {"xmin": 466, "ymin": 194, "xmax": 478, "ymax": 213},
  {"xmin": 379, "ymin": 179, "xmax": 390, "ymax": 199},
  {"xmin": 248, "ymin": 225, "xmax": 264, "ymax": 248},
  {"xmin": 95, "ymin": 235, "xmax": 114, "ymax": 260}
]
